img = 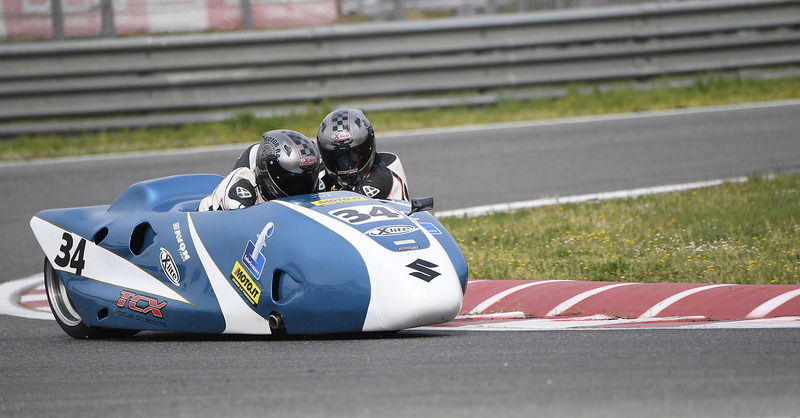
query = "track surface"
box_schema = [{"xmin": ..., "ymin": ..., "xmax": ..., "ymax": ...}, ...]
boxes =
[
  {"xmin": 2, "ymin": 317, "xmax": 800, "ymax": 418},
  {"xmin": 2, "ymin": 102, "xmax": 800, "ymax": 416}
]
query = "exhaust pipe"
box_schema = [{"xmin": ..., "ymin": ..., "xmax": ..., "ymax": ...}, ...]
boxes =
[{"xmin": 268, "ymin": 312, "xmax": 285, "ymax": 334}]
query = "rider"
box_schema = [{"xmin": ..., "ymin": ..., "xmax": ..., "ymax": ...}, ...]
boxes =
[
  {"xmin": 198, "ymin": 129, "xmax": 321, "ymax": 211},
  {"xmin": 316, "ymin": 108, "xmax": 409, "ymax": 201}
]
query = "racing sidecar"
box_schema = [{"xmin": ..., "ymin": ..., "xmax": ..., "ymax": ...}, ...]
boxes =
[{"xmin": 30, "ymin": 174, "xmax": 468, "ymax": 338}]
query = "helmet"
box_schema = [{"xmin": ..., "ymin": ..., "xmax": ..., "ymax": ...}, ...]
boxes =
[
  {"xmin": 317, "ymin": 108, "xmax": 376, "ymax": 186},
  {"xmin": 254, "ymin": 130, "xmax": 321, "ymax": 200}
]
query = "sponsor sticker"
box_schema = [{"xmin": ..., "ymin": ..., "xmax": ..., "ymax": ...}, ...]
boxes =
[
  {"xmin": 394, "ymin": 239, "xmax": 419, "ymax": 251},
  {"xmin": 361, "ymin": 185, "xmax": 380, "ymax": 197},
  {"xmin": 242, "ymin": 222, "xmax": 273, "ymax": 279},
  {"xmin": 117, "ymin": 291, "xmax": 167, "ymax": 318},
  {"xmin": 236, "ymin": 186, "xmax": 252, "ymax": 199},
  {"xmin": 406, "ymin": 259, "xmax": 441, "ymax": 282},
  {"xmin": 419, "ymin": 222, "xmax": 442, "ymax": 235},
  {"xmin": 311, "ymin": 196, "xmax": 367, "ymax": 206},
  {"xmin": 172, "ymin": 222, "xmax": 191, "ymax": 261},
  {"xmin": 159, "ymin": 247, "xmax": 180, "ymax": 286},
  {"xmin": 330, "ymin": 131, "xmax": 352, "ymax": 142},
  {"xmin": 229, "ymin": 261, "xmax": 261, "ymax": 306},
  {"xmin": 365, "ymin": 225, "xmax": 418, "ymax": 237}
]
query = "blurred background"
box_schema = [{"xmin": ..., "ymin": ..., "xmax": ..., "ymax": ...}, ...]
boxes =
[
  {"xmin": 0, "ymin": 0, "xmax": 797, "ymax": 138},
  {"xmin": 1, "ymin": 0, "xmax": 698, "ymax": 40}
]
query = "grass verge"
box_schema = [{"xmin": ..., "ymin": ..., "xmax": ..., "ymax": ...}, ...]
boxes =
[
  {"xmin": 440, "ymin": 172, "xmax": 800, "ymax": 285},
  {"xmin": 2, "ymin": 74, "xmax": 799, "ymax": 161}
]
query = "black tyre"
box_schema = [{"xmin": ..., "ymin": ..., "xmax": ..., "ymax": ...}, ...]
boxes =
[{"xmin": 44, "ymin": 258, "xmax": 139, "ymax": 339}]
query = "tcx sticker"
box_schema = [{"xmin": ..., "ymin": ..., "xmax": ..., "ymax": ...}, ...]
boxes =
[
  {"xmin": 330, "ymin": 205, "xmax": 403, "ymax": 225},
  {"xmin": 117, "ymin": 291, "xmax": 167, "ymax": 318}
]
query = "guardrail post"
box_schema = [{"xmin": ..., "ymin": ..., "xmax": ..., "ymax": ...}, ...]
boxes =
[
  {"xmin": 50, "ymin": 0, "xmax": 64, "ymax": 40},
  {"xmin": 390, "ymin": 0, "xmax": 405, "ymax": 20},
  {"xmin": 242, "ymin": 0, "xmax": 254, "ymax": 30},
  {"xmin": 99, "ymin": 0, "xmax": 116, "ymax": 38}
]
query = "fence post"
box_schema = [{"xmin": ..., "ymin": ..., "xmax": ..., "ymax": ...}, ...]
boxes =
[
  {"xmin": 241, "ymin": 0, "xmax": 253, "ymax": 30},
  {"xmin": 50, "ymin": 0, "xmax": 64, "ymax": 40},
  {"xmin": 99, "ymin": 0, "xmax": 116, "ymax": 38},
  {"xmin": 390, "ymin": 0, "xmax": 405, "ymax": 20}
]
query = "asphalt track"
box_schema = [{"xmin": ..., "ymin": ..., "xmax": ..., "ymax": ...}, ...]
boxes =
[{"xmin": 2, "ymin": 101, "xmax": 800, "ymax": 417}]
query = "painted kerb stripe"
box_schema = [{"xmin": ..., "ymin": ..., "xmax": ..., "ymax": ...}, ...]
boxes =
[
  {"xmin": 639, "ymin": 284, "xmax": 731, "ymax": 318},
  {"xmin": 469, "ymin": 280, "xmax": 564, "ymax": 314},
  {"xmin": 746, "ymin": 289, "xmax": 800, "ymax": 319},
  {"xmin": 546, "ymin": 282, "xmax": 639, "ymax": 317}
]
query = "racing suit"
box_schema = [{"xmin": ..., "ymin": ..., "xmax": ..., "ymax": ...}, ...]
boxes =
[
  {"xmin": 199, "ymin": 146, "xmax": 410, "ymax": 211},
  {"xmin": 320, "ymin": 152, "xmax": 410, "ymax": 201},
  {"xmin": 198, "ymin": 144, "xmax": 264, "ymax": 211}
]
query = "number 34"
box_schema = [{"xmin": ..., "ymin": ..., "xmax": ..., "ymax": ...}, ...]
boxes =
[{"xmin": 53, "ymin": 232, "xmax": 87, "ymax": 276}]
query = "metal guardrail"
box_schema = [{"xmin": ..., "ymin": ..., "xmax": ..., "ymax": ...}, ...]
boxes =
[{"xmin": 0, "ymin": 0, "xmax": 798, "ymax": 136}]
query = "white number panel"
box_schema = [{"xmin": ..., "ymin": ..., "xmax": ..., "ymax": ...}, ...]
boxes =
[{"xmin": 329, "ymin": 205, "xmax": 404, "ymax": 225}]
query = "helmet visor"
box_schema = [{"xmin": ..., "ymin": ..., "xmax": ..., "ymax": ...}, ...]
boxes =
[
  {"xmin": 321, "ymin": 141, "xmax": 373, "ymax": 183},
  {"xmin": 267, "ymin": 164, "xmax": 319, "ymax": 197}
]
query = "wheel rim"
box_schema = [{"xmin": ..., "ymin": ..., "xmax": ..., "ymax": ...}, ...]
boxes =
[{"xmin": 45, "ymin": 263, "xmax": 82, "ymax": 327}]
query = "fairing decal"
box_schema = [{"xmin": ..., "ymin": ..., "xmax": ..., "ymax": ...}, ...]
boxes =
[
  {"xmin": 273, "ymin": 200, "xmax": 462, "ymax": 331},
  {"xmin": 186, "ymin": 213, "xmax": 272, "ymax": 335},
  {"xmin": 30, "ymin": 216, "xmax": 190, "ymax": 304}
]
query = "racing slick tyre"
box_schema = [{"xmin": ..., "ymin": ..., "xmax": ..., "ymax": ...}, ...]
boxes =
[{"xmin": 44, "ymin": 258, "xmax": 139, "ymax": 339}]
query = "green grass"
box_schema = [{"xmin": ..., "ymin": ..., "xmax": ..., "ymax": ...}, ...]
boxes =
[
  {"xmin": 2, "ymin": 74, "xmax": 799, "ymax": 161},
  {"xmin": 440, "ymin": 172, "xmax": 800, "ymax": 285}
]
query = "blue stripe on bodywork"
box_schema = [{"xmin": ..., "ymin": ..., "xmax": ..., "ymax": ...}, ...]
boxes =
[{"xmin": 190, "ymin": 200, "xmax": 372, "ymax": 334}]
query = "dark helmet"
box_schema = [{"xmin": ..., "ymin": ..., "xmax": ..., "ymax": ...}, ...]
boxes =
[
  {"xmin": 254, "ymin": 130, "xmax": 321, "ymax": 200},
  {"xmin": 317, "ymin": 108, "xmax": 376, "ymax": 186}
]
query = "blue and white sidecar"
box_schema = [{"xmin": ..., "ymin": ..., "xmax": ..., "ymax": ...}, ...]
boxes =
[{"xmin": 30, "ymin": 175, "xmax": 468, "ymax": 338}]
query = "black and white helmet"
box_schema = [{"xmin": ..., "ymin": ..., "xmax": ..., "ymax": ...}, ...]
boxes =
[
  {"xmin": 317, "ymin": 108, "xmax": 376, "ymax": 186},
  {"xmin": 254, "ymin": 130, "xmax": 321, "ymax": 200}
]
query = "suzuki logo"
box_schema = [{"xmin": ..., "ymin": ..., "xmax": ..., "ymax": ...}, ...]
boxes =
[{"xmin": 406, "ymin": 259, "xmax": 440, "ymax": 282}]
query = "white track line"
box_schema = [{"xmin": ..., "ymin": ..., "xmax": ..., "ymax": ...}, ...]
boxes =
[
  {"xmin": 468, "ymin": 280, "xmax": 564, "ymax": 314},
  {"xmin": 545, "ymin": 282, "xmax": 639, "ymax": 317},
  {"xmin": 746, "ymin": 289, "xmax": 800, "ymax": 319},
  {"xmin": 638, "ymin": 284, "xmax": 731, "ymax": 318},
  {"xmin": 3, "ymin": 100, "xmax": 798, "ymax": 169},
  {"xmin": 436, "ymin": 177, "xmax": 747, "ymax": 218}
]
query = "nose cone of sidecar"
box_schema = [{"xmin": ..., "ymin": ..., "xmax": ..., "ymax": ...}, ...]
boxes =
[{"xmin": 360, "ymin": 257, "xmax": 463, "ymax": 331}]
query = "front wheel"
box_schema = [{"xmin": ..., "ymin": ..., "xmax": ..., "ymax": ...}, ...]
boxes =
[{"xmin": 43, "ymin": 258, "xmax": 139, "ymax": 339}]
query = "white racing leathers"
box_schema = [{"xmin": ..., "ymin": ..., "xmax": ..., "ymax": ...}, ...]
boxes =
[
  {"xmin": 199, "ymin": 144, "xmax": 264, "ymax": 211},
  {"xmin": 199, "ymin": 148, "xmax": 410, "ymax": 211}
]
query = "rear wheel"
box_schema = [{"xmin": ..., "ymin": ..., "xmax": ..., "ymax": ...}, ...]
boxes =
[{"xmin": 44, "ymin": 258, "xmax": 139, "ymax": 339}]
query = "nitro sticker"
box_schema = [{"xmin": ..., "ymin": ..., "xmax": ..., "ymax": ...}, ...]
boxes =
[
  {"xmin": 117, "ymin": 291, "xmax": 167, "ymax": 318},
  {"xmin": 229, "ymin": 261, "xmax": 261, "ymax": 306},
  {"xmin": 242, "ymin": 222, "xmax": 273, "ymax": 279}
]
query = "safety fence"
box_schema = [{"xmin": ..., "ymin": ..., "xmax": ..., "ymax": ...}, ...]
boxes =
[
  {"xmin": 0, "ymin": 0, "xmax": 337, "ymax": 40},
  {"xmin": 0, "ymin": 0, "xmax": 798, "ymax": 135}
]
